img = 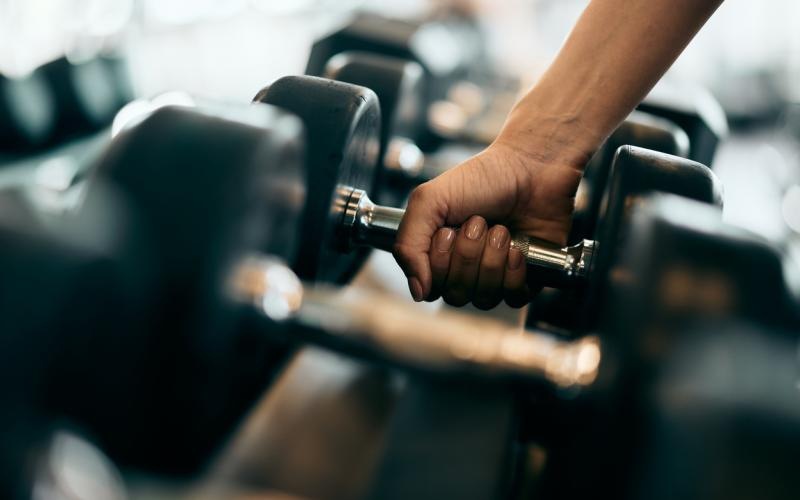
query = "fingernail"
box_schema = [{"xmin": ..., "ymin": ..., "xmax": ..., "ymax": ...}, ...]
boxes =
[
  {"xmin": 434, "ymin": 228, "xmax": 456, "ymax": 252},
  {"xmin": 465, "ymin": 217, "xmax": 486, "ymax": 240},
  {"xmin": 489, "ymin": 226, "xmax": 509, "ymax": 250},
  {"xmin": 408, "ymin": 277, "xmax": 424, "ymax": 302},
  {"xmin": 508, "ymin": 248, "xmax": 524, "ymax": 270}
]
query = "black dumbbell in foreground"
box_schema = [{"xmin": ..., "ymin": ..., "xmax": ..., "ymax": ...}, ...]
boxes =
[
  {"xmin": 0, "ymin": 102, "xmax": 308, "ymax": 476},
  {"xmin": 0, "ymin": 102, "xmax": 606, "ymax": 480}
]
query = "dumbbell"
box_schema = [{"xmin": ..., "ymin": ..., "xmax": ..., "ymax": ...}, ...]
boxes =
[
  {"xmin": 0, "ymin": 93, "xmax": 717, "ymax": 482},
  {"xmin": 526, "ymin": 195, "xmax": 799, "ymax": 500},
  {"xmin": 0, "ymin": 54, "xmax": 132, "ymax": 155},
  {"xmin": 0, "ymin": 187, "xmax": 139, "ymax": 500},
  {"xmin": 254, "ymin": 75, "xmax": 722, "ymax": 315},
  {"xmin": 13, "ymin": 103, "xmax": 732, "ymax": 498},
  {"xmin": 321, "ymin": 50, "xmax": 692, "ymax": 211},
  {"xmin": 612, "ymin": 194, "xmax": 800, "ymax": 333},
  {"xmin": 0, "ymin": 101, "xmax": 602, "ymax": 480},
  {"xmin": 0, "ymin": 102, "xmax": 308, "ymax": 476},
  {"xmin": 639, "ymin": 79, "xmax": 728, "ymax": 166}
]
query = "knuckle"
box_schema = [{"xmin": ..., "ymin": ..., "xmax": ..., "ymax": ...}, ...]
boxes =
[{"xmin": 409, "ymin": 183, "xmax": 432, "ymax": 204}]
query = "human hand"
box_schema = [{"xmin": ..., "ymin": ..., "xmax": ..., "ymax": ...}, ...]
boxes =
[{"xmin": 393, "ymin": 140, "xmax": 584, "ymax": 309}]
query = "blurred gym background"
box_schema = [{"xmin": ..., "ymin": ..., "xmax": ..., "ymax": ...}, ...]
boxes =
[{"xmin": 1, "ymin": 0, "xmax": 799, "ymax": 239}]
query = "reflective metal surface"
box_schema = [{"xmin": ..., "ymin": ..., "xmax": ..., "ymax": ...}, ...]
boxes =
[{"xmin": 511, "ymin": 236, "xmax": 596, "ymax": 279}]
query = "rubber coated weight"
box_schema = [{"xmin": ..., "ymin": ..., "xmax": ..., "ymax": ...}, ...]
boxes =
[
  {"xmin": 87, "ymin": 103, "xmax": 306, "ymax": 472},
  {"xmin": 615, "ymin": 194, "xmax": 800, "ymax": 333},
  {"xmin": 254, "ymin": 75, "xmax": 381, "ymax": 283},
  {"xmin": 528, "ymin": 146, "xmax": 723, "ymax": 332},
  {"xmin": 638, "ymin": 80, "xmax": 728, "ymax": 166},
  {"xmin": 0, "ymin": 188, "xmax": 139, "ymax": 494},
  {"xmin": 324, "ymin": 51, "xmax": 426, "ymax": 202},
  {"xmin": 534, "ymin": 199, "xmax": 800, "ymax": 500},
  {"xmin": 571, "ymin": 110, "xmax": 690, "ymax": 241}
]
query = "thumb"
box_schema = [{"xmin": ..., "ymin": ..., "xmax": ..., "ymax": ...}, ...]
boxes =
[{"xmin": 393, "ymin": 183, "xmax": 448, "ymax": 301}]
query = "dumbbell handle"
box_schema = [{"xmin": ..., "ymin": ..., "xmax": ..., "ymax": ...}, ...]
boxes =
[
  {"xmin": 340, "ymin": 188, "xmax": 597, "ymax": 282},
  {"xmin": 230, "ymin": 256, "xmax": 601, "ymax": 388}
]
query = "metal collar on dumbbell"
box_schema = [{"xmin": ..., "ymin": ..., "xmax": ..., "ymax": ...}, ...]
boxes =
[
  {"xmin": 511, "ymin": 236, "xmax": 596, "ymax": 279},
  {"xmin": 339, "ymin": 187, "xmax": 404, "ymax": 253}
]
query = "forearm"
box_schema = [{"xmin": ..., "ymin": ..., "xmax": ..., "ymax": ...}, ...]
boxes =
[{"xmin": 497, "ymin": 0, "xmax": 724, "ymax": 168}]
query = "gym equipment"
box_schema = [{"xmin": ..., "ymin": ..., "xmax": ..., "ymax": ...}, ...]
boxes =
[
  {"xmin": 0, "ymin": 188, "xmax": 136, "ymax": 500},
  {"xmin": 639, "ymin": 80, "xmax": 728, "ymax": 166},
  {"xmin": 0, "ymin": 54, "xmax": 132, "ymax": 155},
  {"xmin": 0, "ymin": 102, "xmax": 307, "ymax": 476},
  {"xmin": 613, "ymin": 194, "xmax": 800, "ymax": 332},
  {"xmin": 255, "ymin": 76, "xmax": 721, "ymax": 304},
  {"xmin": 529, "ymin": 195, "xmax": 800, "ymax": 500},
  {"xmin": 528, "ymin": 145, "xmax": 724, "ymax": 332}
]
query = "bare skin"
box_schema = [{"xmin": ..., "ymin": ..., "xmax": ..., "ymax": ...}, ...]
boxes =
[{"xmin": 394, "ymin": 0, "xmax": 725, "ymax": 308}]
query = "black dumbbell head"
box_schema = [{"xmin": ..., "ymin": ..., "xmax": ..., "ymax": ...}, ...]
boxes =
[
  {"xmin": 255, "ymin": 75, "xmax": 381, "ymax": 283},
  {"xmin": 572, "ymin": 111, "xmax": 691, "ymax": 241},
  {"xmin": 324, "ymin": 51, "xmax": 426, "ymax": 157},
  {"xmin": 87, "ymin": 103, "xmax": 306, "ymax": 472},
  {"xmin": 536, "ymin": 147, "xmax": 722, "ymax": 330},
  {"xmin": 638, "ymin": 80, "xmax": 728, "ymax": 166},
  {"xmin": 593, "ymin": 146, "xmax": 723, "ymax": 284},
  {"xmin": 613, "ymin": 194, "xmax": 800, "ymax": 333}
]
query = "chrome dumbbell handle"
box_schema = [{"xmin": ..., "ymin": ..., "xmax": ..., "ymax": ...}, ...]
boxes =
[
  {"xmin": 510, "ymin": 236, "xmax": 596, "ymax": 279},
  {"xmin": 339, "ymin": 187, "xmax": 597, "ymax": 280},
  {"xmin": 229, "ymin": 256, "xmax": 601, "ymax": 388}
]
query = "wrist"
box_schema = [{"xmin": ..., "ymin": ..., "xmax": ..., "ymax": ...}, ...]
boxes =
[{"xmin": 493, "ymin": 87, "xmax": 605, "ymax": 172}]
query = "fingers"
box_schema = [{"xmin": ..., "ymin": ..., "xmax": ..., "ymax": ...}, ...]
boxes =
[
  {"xmin": 473, "ymin": 225, "xmax": 510, "ymax": 310},
  {"xmin": 428, "ymin": 227, "xmax": 456, "ymax": 301},
  {"xmin": 442, "ymin": 216, "xmax": 487, "ymax": 306},
  {"xmin": 503, "ymin": 247, "xmax": 530, "ymax": 308},
  {"xmin": 394, "ymin": 183, "xmax": 447, "ymax": 301},
  {"xmin": 428, "ymin": 223, "xmax": 530, "ymax": 309}
]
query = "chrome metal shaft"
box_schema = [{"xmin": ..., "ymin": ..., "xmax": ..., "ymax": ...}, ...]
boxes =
[
  {"xmin": 228, "ymin": 255, "xmax": 601, "ymax": 388},
  {"xmin": 338, "ymin": 187, "xmax": 597, "ymax": 280}
]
